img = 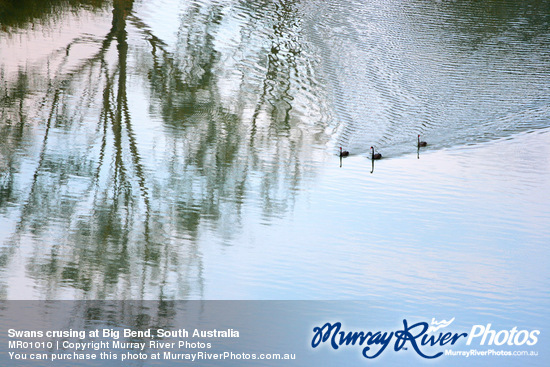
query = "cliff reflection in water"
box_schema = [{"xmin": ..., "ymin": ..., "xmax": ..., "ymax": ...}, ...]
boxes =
[{"xmin": 0, "ymin": 0, "xmax": 329, "ymax": 299}]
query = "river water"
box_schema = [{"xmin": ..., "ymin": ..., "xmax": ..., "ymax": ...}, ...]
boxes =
[{"xmin": 0, "ymin": 0, "xmax": 549, "ymax": 364}]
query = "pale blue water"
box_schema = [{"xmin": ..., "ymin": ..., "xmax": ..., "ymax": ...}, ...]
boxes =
[{"xmin": 0, "ymin": 0, "xmax": 549, "ymax": 365}]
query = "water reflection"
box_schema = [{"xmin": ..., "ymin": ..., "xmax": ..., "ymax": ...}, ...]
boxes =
[
  {"xmin": 0, "ymin": 0, "xmax": 549, "ymax": 314},
  {"xmin": 304, "ymin": 0, "xmax": 550, "ymax": 155},
  {"xmin": 0, "ymin": 0, "xmax": 107, "ymax": 29},
  {"xmin": 0, "ymin": 0, "xmax": 330, "ymax": 299}
]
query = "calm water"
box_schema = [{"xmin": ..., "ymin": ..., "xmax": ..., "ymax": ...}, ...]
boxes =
[{"xmin": 0, "ymin": 0, "xmax": 549, "ymax": 358}]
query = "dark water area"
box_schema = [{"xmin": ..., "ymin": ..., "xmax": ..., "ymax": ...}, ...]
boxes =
[
  {"xmin": 0, "ymin": 2, "xmax": 549, "ymax": 361},
  {"xmin": 304, "ymin": 0, "xmax": 550, "ymax": 155}
]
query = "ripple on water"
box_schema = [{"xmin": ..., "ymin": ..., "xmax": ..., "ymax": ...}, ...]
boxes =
[{"xmin": 302, "ymin": 0, "xmax": 550, "ymax": 156}]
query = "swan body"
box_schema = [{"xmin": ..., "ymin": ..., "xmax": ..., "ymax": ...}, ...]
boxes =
[
  {"xmin": 340, "ymin": 147, "xmax": 349, "ymax": 157},
  {"xmin": 370, "ymin": 146, "xmax": 382, "ymax": 160},
  {"xmin": 417, "ymin": 135, "xmax": 427, "ymax": 147}
]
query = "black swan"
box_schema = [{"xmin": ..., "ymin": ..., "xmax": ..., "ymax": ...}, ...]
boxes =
[
  {"xmin": 340, "ymin": 147, "xmax": 349, "ymax": 157},
  {"xmin": 417, "ymin": 135, "xmax": 427, "ymax": 147},
  {"xmin": 370, "ymin": 146, "xmax": 382, "ymax": 160}
]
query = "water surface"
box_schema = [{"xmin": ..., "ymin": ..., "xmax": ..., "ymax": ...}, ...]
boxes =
[{"xmin": 0, "ymin": 0, "xmax": 548, "ymax": 336}]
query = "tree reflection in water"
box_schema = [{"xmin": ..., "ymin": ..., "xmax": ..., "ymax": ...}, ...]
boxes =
[{"xmin": 0, "ymin": 0, "xmax": 330, "ymax": 300}]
